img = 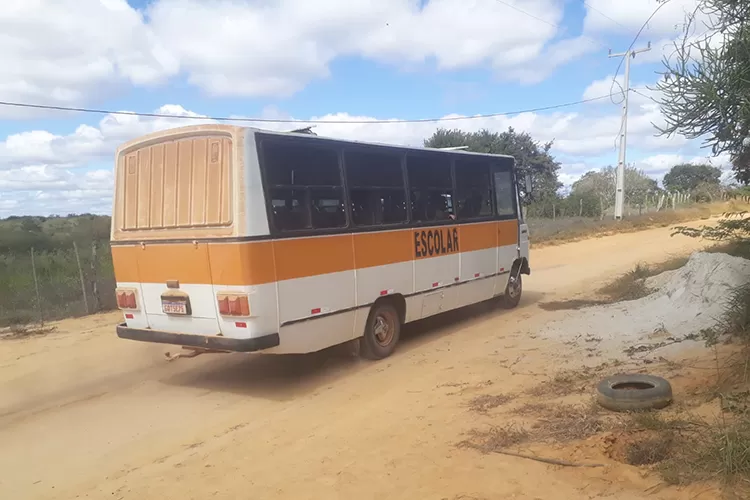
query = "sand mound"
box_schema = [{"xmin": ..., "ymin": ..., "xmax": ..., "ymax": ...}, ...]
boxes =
[{"xmin": 541, "ymin": 252, "xmax": 750, "ymax": 354}]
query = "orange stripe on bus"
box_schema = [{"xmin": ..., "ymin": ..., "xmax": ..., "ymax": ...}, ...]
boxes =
[
  {"xmin": 111, "ymin": 220, "xmax": 520, "ymax": 286},
  {"xmin": 353, "ymin": 230, "xmax": 413, "ymax": 268},
  {"xmin": 272, "ymin": 235, "xmax": 355, "ymax": 282},
  {"xmin": 209, "ymin": 241, "xmax": 276, "ymax": 286}
]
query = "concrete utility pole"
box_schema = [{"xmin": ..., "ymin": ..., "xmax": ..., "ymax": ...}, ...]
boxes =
[{"xmin": 608, "ymin": 42, "xmax": 651, "ymax": 220}]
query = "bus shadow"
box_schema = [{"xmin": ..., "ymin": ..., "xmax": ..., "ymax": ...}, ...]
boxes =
[
  {"xmin": 161, "ymin": 290, "xmax": 545, "ymax": 399},
  {"xmin": 397, "ymin": 290, "xmax": 545, "ymax": 352}
]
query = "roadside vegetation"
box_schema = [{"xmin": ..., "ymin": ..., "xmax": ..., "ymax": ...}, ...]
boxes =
[{"xmin": 539, "ymin": 233, "xmax": 750, "ymax": 496}]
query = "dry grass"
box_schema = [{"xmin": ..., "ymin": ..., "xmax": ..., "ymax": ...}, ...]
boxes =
[
  {"xmin": 528, "ymin": 204, "xmax": 723, "ymax": 247},
  {"xmin": 458, "ymin": 424, "xmax": 530, "ymax": 453},
  {"xmin": 0, "ymin": 323, "xmax": 56, "ymax": 340},
  {"xmin": 538, "ymin": 299, "xmax": 608, "ymax": 311},
  {"xmin": 525, "ymin": 362, "xmax": 618, "ymax": 398},
  {"xmin": 656, "ymin": 420, "xmax": 750, "ymax": 495},
  {"xmin": 530, "ymin": 402, "xmax": 609, "ymax": 442},
  {"xmin": 627, "ymin": 434, "xmax": 675, "ymax": 466},
  {"xmin": 617, "ymin": 396, "xmax": 750, "ymax": 497},
  {"xmin": 540, "ymin": 256, "xmax": 690, "ymax": 312},
  {"xmin": 467, "ymin": 393, "xmax": 515, "ymax": 414}
]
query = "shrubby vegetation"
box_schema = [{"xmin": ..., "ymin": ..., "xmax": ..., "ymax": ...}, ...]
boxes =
[{"xmin": 0, "ymin": 214, "xmax": 115, "ymax": 327}]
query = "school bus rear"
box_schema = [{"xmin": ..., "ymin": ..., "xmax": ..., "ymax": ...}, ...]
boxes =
[{"xmin": 110, "ymin": 125, "xmax": 281, "ymax": 353}]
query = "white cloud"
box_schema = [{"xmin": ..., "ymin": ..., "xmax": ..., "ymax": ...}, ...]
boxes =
[
  {"xmin": 148, "ymin": 0, "xmax": 596, "ymax": 95},
  {"xmin": 583, "ymin": 0, "xmax": 701, "ymax": 36},
  {"xmin": 0, "ymin": 105, "xmax": 214, "ymax": 168},
  {"xmin": 0, "ymin": 167, "xmax": 113, "ymax": 216},
  {"xmin": 636, "ymin": 152, "xmax": 732, "ymax": 180},
  {"xmin": 0, "ymin": 0, "xmax": 178, "ymax": 116},
  {"xmin": 1, "ymin": 0, "xmax": 599, "ymax": 107}
]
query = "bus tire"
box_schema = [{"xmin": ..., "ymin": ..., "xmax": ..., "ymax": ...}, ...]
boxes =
[
  {"xmin": 360, "ymin": 302, "xmax": 401, "ymax": 360},
  {"xmin": 501, "ymin": 271, "xmax": 522, "ymax": 309}
]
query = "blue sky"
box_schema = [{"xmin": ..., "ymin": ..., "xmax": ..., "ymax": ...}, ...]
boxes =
[{"xmin": 0, "ymin": 0, "xmax": 727, "ymax": 216}]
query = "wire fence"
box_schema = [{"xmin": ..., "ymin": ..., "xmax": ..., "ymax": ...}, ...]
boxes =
[{"xmin": 0, "ymin": 241, "xmax": 116, "ymax": 328}]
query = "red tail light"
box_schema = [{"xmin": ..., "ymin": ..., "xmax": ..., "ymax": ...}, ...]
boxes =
[
  {"xmin": 116, "ymin": 288, "xmax": 138, "ymax": 310},
  {"xmin": 217, "ymin": 293, "xmax": 250, "ymax": 317}
]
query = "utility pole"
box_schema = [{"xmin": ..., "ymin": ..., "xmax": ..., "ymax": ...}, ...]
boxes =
[{"xmin": 608, "ymin": 42, "xmax": 651, "ymax": 220}]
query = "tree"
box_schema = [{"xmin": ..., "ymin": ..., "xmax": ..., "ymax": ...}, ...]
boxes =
[
  {"xmin": 655, "ymin": 0, "xmax": 750, "ymax": 183},
  {"xmin": 662, "ymin": 163, "xmax": 722, "ymax": 192},
  {"xmin": 424, "ymin": 128, "xmax": 562, "ymax": 203},
  {"xmin": 571, "ymin": 168, "xmax": 616, "ymax": 220},
  {"xmin": 571, "ymin": 166, "xmax": 657, "ymax": 218},
  {"xmin": 624, "ymin": 167, "xmax": 659, "ymax": 212}
]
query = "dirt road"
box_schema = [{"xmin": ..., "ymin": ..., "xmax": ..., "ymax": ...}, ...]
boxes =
[{"xmin": 0, "ymin": 224, "xmax": 719, "ymax": 500}]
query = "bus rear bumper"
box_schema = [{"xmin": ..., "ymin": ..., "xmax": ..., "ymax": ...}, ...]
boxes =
[{"xmin": 116, "ymin": 323, "xmax": 280, "ymax": 352}]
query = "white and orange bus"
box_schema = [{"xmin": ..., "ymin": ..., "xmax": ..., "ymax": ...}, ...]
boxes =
[{"xmin": 111, "ymin": 125, "xmax": 531, "ymax": 360}]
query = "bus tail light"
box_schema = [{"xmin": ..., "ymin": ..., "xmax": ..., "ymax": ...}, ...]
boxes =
[
  {"xmin": 217, "ymin": 293, "xmax": 251, "ymax": 317},
  {"xmin": 116, "ymin": 288, "xmax": 139, "ymax": 310}
]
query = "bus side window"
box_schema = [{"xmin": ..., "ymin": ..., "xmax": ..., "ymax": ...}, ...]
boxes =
[
  {"xmin": 262, "ymin": 139, "xmax": 346, "ymax": 232},
  {"xmin": 493, "ymin": 167, "xmax": 516, "ymax": 217},
  {"xmin": 345, "ymin": 148, "xmax": 407, "ymax": 227},
  {"xmin": 455, "ymin": 158, "xmax": 493, "ymax": 220},
  {"xmin": 406, "ymin": 153, "xmax": 454, "ymax": 222},
  {"xmin": 270, "ymin": 189, "xmax": 309, "ymax": 231}
]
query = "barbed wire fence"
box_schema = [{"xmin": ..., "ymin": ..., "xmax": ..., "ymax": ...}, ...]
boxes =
[{"xmin": 0, "ymin": 241, "xmax": 116, "ymax": 329}]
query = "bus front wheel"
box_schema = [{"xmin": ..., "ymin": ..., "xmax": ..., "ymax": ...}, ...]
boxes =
[{"xmin": 361, "ymin": 302, "xmax": 401, "ymax": 360}]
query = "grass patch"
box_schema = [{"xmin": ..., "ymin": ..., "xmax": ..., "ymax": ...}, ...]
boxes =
[
  {"xmin": 525, "ymin": 362, "xmax": 620, "ymax": 398},
  {"xmin": 467, "ymin": 393, "xmax": 515, "ymax": 414},
  {"xmin": 619, "ymin": 404, "xmax": 750, "ymax": 495},
  {"xmin": 657, "ymin": 420, "xmax": 750, "ymax": 493},
  {"xmin": 458, "ymin": 424, "xmax": 530, "ymax": 453},
  {"xmin": 530, "ymin": 401, "xmax": 608, "ymax": 442},
  {"xmin": 0, "ymin": 323, "xmax": 57, "ymax": 340},
  {"xmin": 526, "ymin": 369, "xmax": 593, "ymax": 397},
  {"xmin": 627, "ymin": 434, "xmax": 675, "ymax": 466},
  {"xmin": 538, "ymin": 299, "xmax": 608, "ymax": 311},
  {"xmin": 528, "ymin": 204, "xmax": 726, "ymax": 247},
  {"xmin": 540, "ymin": 256, "xmax": 690, "ymax": 311}
]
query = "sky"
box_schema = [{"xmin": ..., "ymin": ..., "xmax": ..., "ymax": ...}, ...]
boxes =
[{"xmin": 0, "ymin": 0, "xmax": 730, "ymax": 217}]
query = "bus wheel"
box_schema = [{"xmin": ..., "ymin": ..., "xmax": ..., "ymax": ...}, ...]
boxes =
[
  {"xmin": 361, "ymin": 302, "xmax": 401, "ymax": 360},
  {"xmin": 501, "ymin": 272, "xmax": 523, "ymax": 309}
]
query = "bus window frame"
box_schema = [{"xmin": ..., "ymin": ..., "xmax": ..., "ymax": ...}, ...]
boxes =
[
  {"xmin": 257, "ymin": 132, "xmax": 520, "ymax": 238},
  {"xmin": 259, "ymin": 135, "xmax": 351, "ymax": 235},
  {"xmin": 453, "ymin": 156, "xmax": 497, "ymax": 223},
  {"xmin": 343, "ymin": 145, "xmax": 410, "ymax": 229}
]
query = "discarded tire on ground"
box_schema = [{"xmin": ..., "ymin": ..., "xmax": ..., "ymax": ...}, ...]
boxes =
[{"xmin": 595, "ymin": 374, "xmax": 673, "ymax": 412}]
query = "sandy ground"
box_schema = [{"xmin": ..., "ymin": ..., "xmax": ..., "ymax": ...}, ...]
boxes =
[{"xmin": 0, "ymin": 223, "xmax": 728, "ymax": 500}]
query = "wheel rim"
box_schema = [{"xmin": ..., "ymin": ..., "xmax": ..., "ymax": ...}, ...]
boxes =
[
  {"xmin": 508, "ymin": 275, "xmax": 521, "ymax": 299},
  {"xmin": 373, "ymin": 311, "xmax": 395, "ymax": 347}
]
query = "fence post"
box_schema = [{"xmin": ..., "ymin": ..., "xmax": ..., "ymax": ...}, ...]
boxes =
[
  {"xmin": 30, "ymin": 247, "xmax": 43, "ymax": 326},
  {"xmin": 73, "ymin": 241, "xmax": 89, "ymax": 314},
  {"xmin": 91, "ymin": 241, "xmax": 100, "ymax": 313}
]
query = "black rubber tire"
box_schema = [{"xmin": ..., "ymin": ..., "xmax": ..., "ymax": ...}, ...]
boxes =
[
  {"xmin": 360, "ymin": 302, "xmax": 401, "ymax": 360},
  {"xmin": 596, "ymin": 374, "xmax": 673, "ymax": 412},
  {"xmin": 500, "ymin": 272, "xmax": 522, "ymax": 309}
]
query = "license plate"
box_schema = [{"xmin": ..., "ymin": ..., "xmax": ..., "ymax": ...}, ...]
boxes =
[{"xmin": 162, "ymin": 300, "xmax": 187, "ymax": 315}]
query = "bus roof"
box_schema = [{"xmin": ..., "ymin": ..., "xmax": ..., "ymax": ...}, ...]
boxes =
[
  {"xmin": 252, "ymin": 126, "xmax": 516, "ymax": 161},
  {"xmin": 115, "ymin": 124, "xmax": 515, "ymax": 163}
]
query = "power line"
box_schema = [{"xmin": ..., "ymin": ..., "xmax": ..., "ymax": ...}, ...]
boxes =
[
  {"xmin": 583, "ymin": 1, "xmax": 629, "ymax": 30},
  {"xmin": 609, "ymin": 0, "xmax": 673, "ymax": 104},
  {"xmin": 492, "ymin": 0, "xmax": 609, "ymax": 52},
  {"xmin": 0, "ymin": 94, "xmax": 612, "ymax": 125},
  {"xmin": 630, "ymin": 87, "xmax": 659, "ymax": 104},
  {"xmin": 492, "ymin": 0, "xmax": 559, "ymax": 30}
]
